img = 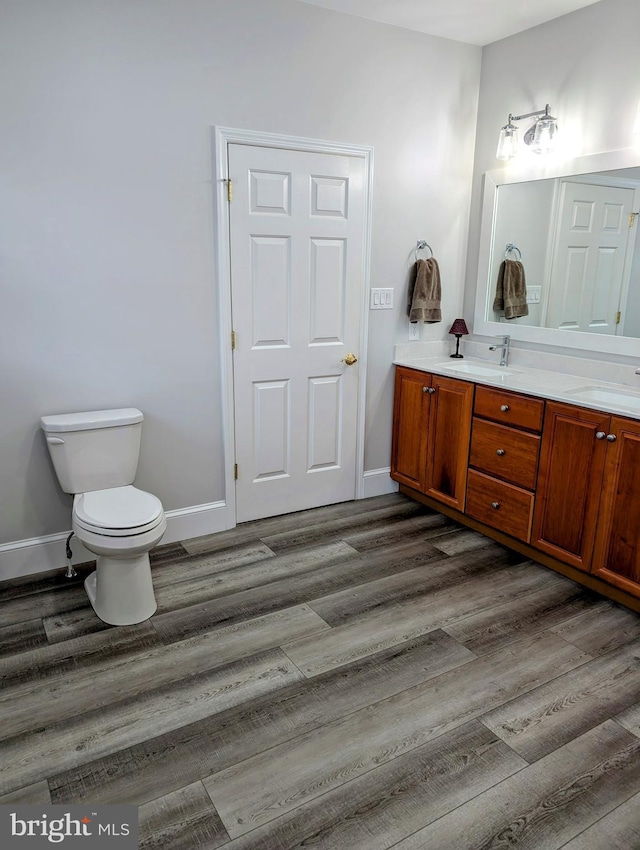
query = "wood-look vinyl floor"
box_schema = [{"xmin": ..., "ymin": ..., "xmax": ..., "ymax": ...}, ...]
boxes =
[{"xmin": 2, "ymin": 493, "xmax": 640, "ymax": 849}]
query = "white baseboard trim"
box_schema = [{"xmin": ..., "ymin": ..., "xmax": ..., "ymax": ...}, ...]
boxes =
[
  {"xmin": 162, "ymin": 501, "xmax": 227, "ymax": 545},
  {"xmin": 0, "ymin": 501, "xmax": 228, "ymax": 582},
  {"xmin": 361, "ymin": 468, "xmax": 398, "ymax": 498}
]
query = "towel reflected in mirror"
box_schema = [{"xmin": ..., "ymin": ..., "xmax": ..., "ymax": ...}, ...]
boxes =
[{"xmin": 493, "ymin": 259, "xmax": 529, "ymax": 319}]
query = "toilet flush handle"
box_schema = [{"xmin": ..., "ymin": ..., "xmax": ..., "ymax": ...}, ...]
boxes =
[{"xmin": 46, "ymin": 436, "xmax": 65, "ymax": 444}]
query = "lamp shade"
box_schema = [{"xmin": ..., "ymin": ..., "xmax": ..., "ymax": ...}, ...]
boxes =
[{"xmin": 449, "ymin": 318, "xmax": 469, "ymax": 336}]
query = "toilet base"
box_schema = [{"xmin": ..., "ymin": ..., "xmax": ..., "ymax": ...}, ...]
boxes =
[{"xmin": 84, "ymin": 553, "xmax": 157, "ymax": 626}]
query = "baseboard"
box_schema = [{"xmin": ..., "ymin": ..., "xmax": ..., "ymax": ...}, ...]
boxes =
[
  {"xmin": 361, "ymin": 468, "xmax": 398, "ymax": 498},
  {"xmin": 161, "ymin": 501, "xmax": 227, "ymax": 545},
  {"xmin": 0, "ymin": 501, "xmax": 228, "ymax": 582}
]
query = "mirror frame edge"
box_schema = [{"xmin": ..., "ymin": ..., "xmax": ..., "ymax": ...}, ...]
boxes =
[{"xmin": 473, "ymin": 147, "xmax": 640, "ymax": 359}]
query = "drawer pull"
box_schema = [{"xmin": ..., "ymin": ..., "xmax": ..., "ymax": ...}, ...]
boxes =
[
  {"xmin": 595, "ymin": 431, "xmax": 606, "ymax": 440},
  {"xmin": 607, "ymin": 434, "xmax": 617, "ymax": 442},
  {"xmin": 491, "ymin": 501, "xmax": 500, "ymax": 509},
  {"xmin": 496, "ymin": 448, "xmax": 505, "ymax": 456},
  {"xmin": 500, "ymin": 404, "xmax": 510, "ymax": 412}
]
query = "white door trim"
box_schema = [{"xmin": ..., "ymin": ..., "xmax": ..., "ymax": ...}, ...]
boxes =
[{"xmin": 212, "ymin": 127, "xmax": 374, "ymax": 530}]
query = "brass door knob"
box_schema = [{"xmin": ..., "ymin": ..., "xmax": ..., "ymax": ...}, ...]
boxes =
[{"xmin": 341, "ymin": 353, "xmax": 358, "ymax": 366}]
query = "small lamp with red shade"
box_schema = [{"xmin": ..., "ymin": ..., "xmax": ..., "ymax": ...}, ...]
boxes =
[{"xmin": 448, "ymin": 318, "xmax": 469, "ymax": 359}]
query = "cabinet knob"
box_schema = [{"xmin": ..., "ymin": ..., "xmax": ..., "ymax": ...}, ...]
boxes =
[
  {"xmin": 500, "ymin": 404, "xmax": 509, "ymax": 412},
  {"xmin": 496, "ymin": 448, "xmax": 505, "ymax": 456},
  {"xmin": 422, "ymin": 386, "xmax": 429, "ymax": 393},
  {"xmin": 606, "ymin": 433, "xmax": 617, "ymax": 442},
  {"xmin": 491, "ymin": 501, "xmax": 500, "ymax": 509},
  {"xmin": 428, "ymin": 387, "xmax": 436, "ymax": 394},
  {"xmin": 595, "ymin": 431, "xmax": 606, "ymax": 440}
]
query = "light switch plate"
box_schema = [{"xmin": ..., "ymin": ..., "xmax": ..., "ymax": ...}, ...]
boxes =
[
  {"xmin": 527, "ymin": 286, "xmax": 542, "ymax": 304},
  {"xmin": 370, "ymin": 288, "xmax": 394, "ymax": 309}
]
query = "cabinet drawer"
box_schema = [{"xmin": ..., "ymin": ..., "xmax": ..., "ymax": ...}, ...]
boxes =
[
  {"xmin": 466, "ymin": 469, "xmax": 534, "ymax": 542},
  {"xmin": 474, "ymin": 386, "xmax": 544, "ymax": 432},
  {"xmin": 469, "ymin": 418, "xmax": 540, "ymax": 490}
]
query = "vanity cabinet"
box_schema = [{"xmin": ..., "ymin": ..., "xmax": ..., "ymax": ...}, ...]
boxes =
[
  {"xmin": 393, "ymin": 365, "xmax": 640, "ymax": 611},
  {"xmin": 391, "ymin": 367, "xmax": 473, "ymax": 511}
]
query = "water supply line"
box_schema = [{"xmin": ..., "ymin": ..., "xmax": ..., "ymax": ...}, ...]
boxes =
[{"xmin": 65, "ymin": 532, "xmax": 77, "ymax": 578}]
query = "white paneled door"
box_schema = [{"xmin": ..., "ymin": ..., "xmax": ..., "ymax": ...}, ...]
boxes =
[
  {"xmin": 228, "ymin": 143, "xmax": 366, "ymax": 522},
  {"xmin": 546, "ymin": 180, "xmax": 637, "ymax": 334}
]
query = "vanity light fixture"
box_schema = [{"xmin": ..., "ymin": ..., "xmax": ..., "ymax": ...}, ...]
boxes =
[
  {"xmin": 496, "ymin": 104, "xmax": 559, "ymax": 161},
  {"xmin": 448, "ymin": 318, "xmax": 469, "ymax": 359}
]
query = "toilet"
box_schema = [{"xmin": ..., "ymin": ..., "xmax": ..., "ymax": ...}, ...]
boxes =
[{"xmin": 40, "ymin": 408, "xmax": 166, "ymax": 626}]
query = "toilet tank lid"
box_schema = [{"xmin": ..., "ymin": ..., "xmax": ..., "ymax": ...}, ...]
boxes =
[{"xmin": 40, "ymin": 408, "xmax": 144, "ymax": 433}]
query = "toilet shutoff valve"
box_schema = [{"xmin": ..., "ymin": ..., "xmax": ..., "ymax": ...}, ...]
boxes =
[{"xmin": 65, "ymin": 532, "xmax": 77, "ymax": 578}]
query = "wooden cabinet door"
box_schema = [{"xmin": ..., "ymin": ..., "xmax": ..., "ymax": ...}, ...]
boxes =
[
  {"xmin": 591, "ymin": 416, "xmax": 640, "ymax": 597},
  {"xmin": 390, "ymin": 367, "xmax": 429, "ymax": 491},
  {"xmin": 531, "ymin": 401, "xmax": 609, "ymax": 572},
  {"xmin": 425, "ymin": 375, "xmax": 474, "ymax": 511}
]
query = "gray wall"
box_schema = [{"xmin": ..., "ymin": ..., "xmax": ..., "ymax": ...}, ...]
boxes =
[
  {"xmin": 0, "ymin": 0, "xmax": 481, "ymax": 544},
  {"xmin": 465, "ymin": 0, "xmax": 640, "ymax": 328}
]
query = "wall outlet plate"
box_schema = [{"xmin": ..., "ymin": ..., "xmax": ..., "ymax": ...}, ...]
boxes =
[{"xmin": 409, "ymin": 323, "xmax": 420, "ymax": 341}]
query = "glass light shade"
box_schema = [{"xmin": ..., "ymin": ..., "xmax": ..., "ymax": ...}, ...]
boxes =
[
  {"xmin": 496, "ymin": 125, "xmax": 518, "ymax": 160},
  {"xmin": 530, "ymin": 115, "xmax": 558, "ymax": 154}
]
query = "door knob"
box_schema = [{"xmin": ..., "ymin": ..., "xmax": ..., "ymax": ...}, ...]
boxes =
[{"xmin": 341, "ymin": 353, "xmax": 358, "ymax": 365}]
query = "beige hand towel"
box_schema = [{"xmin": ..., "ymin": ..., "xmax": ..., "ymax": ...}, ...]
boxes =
[
  {"xmin": 493, "ymin": 259, "xmax": 529, "ymax": 319},
  {"xmin": 407, "ymin": 258, "xmax": 442, "ymax": 323}
]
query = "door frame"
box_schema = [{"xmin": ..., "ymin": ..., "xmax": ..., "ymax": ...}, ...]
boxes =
[{"xmin": 213, "ymin": 126, "xmax": 374, "ymax": 530}]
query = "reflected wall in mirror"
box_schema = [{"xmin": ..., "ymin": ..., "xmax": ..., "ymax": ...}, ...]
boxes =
[{"xmin": 474, "ymin": 149, "xmax": 640, "ymax": 358}]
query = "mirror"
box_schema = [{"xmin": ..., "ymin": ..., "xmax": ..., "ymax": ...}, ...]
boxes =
[{"xmin": 474, "ymin": 148, "xmax": 640, "ymax": 358}]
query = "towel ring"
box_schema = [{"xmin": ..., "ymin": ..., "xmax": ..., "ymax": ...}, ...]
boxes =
[
  {"xmin": 504, "ymin": 243, "xmax": 522, "ymax": 260},
  {"xmin": 414, "ymin": 240, "xmax": 433, "ymax": 262}
]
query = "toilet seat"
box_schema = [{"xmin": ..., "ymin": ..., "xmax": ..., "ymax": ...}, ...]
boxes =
[{"xmin": 73, "ymin": 486, "xmax": 164, "ymax": 537}]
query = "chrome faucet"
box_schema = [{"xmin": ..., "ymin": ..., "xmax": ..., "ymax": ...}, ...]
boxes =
[{"xmin": 489, "ymin": 335, "xmax": 511, "ymax": 367}]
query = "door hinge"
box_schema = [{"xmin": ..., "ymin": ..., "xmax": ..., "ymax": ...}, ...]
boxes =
[
  {"xmin": 629, "ymin": 212, "xmax": 638, "ymax": 228},
  {"xmin": 231, "ymin": 330, "xmax": 237, "ymax": 350},
  {"xmin": 226, "ymin": 179, "xmax": 233, "ymax": 202},
  {"xmin": 616, "ymin": 311, "xmax": 621, "ymax": 325},
  {"xmin": 234, "ymin": 463, "xmax": 238, "ymax": 480}
]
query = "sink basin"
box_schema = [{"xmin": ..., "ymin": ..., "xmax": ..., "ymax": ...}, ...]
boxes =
[
  {"xmin": 434, "ymin": 361, "xmax": 515, "ymax": 379},
  {"xmin": 565, "ymin": 385, "xmax": 640, "ymax": 412}
]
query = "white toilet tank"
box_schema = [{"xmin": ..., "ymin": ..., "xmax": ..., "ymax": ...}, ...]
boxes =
[{"xmin": 40, "ymin": 408, "xmax": 144, "ymax": 494}]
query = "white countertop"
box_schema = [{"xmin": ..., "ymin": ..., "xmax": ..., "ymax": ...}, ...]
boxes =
[{"xmin": 393, "ymin": 355, "xmax": 640, "ymax": 422}]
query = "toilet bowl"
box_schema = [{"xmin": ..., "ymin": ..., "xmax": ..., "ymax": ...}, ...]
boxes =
[{"xmin": 72, "ymin": 485, "xmax": 166, "ymax": 626}]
